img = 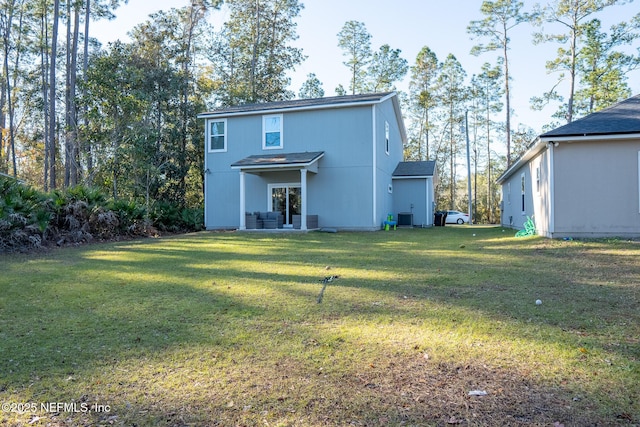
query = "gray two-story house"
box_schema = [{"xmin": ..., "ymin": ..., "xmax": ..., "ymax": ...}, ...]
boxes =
[{"xmin": 198, "ymin": 92, "xmax": 437, "ymax": 231}]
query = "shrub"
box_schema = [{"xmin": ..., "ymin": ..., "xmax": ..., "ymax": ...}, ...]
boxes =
[
  {"xmin": 0, "ymin": 176, "xmax": 51, "ymax": 252},
  {"xmin": 150, "ymin": 201, "xmax": 204, "ymax": 232},
  {"xmin": 1, "ymin": 178, "xmax": 204, "ymax": 252}
]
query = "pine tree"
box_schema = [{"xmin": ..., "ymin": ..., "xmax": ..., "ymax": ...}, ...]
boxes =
[
  {"xmin": 209, "ymin": 0, "xmax": 305, "ymax": 105},
  {"xmin": 468, "ymin": 0, "xmax": 530, "ymax": 167},
  {"xmin": 573, "ymin": 17, "xmax": 639, "ymax": 116},
  {"xmin": 368, "ymin": 44, "xmax": 408, "ymax": 92},
  {"xmin": 408, "ymin": 46, "xmax": 439, "ymax": 161},
  {"xmin": 298, "ymin": 73, "xmax": 324, "ymax": 99},
  {"xmin": 531, "ymin": 0, "xmax": 626, "ymax": 123},
  {"xmin": 436, "ymin": 54, "xmax": 467, "ymax": 210},
  {"xmin": 337, "ymin": 20, "xmax": 371, "ymax": 95}
]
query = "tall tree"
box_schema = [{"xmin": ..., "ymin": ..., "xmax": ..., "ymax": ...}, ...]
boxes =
[
  {"xmin": 208, "ymin": 0, "xmax": 304, "ymax": 105},
  {"xmin": 337, "ymin": 20, "xmax": 371, "ymax": 95},
  {"xmin": 531, "ymin": 0, "xmax": 627, "ymax": 123},
  {"xmin": 48, "ymin": 0, "xmax": 60, "ymax": 189},
  {"xmin": 470, "ymin": 62, "xmax": 503, "ymax": 223},
  {"xmin": 368, "ymin": 44, "xmax": 408, "ymax": 92},
  {"xmin": 64, "ymin": 0, "xmax": 81, "ymax": 187},
  {"xmin": 0, "ymin": 0, "xmax": 28, "ymax": 177},
  {"xmin": 573, "ymin": 17, "xmax": 639, "ymax": 116},
  {"xmin": 81, "ymin": 0, "xmax": 130, "ymax": 182},
  {"xmin": 436, "ymin": 54, "xmax": 467, "ymax": 210},
  {"xmin": 298, "ymin": 72, "xmax": 324, "ymax": 98},
  {"xmin": 467, "ymin": 0, "xmax": 530, "ymax": 167},
  {"xmin": 408, "ymin": 46, "xmax": 439, "ymax": 161}
]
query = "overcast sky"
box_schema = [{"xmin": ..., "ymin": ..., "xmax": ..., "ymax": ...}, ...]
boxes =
[{"xmin": 92, "ymin": 0, "xmax": 640, "ymax": 134}]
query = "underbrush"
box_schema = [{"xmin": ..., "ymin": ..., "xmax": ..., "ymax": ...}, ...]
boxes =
[{"xmin": 0, "ymin": 177, "xmax": 203, "ymax": 252}]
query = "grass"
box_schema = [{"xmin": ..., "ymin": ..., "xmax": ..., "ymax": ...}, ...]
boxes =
[{"xmin": 0, "ymin": 227, "xmax": 639, "ymax": 426}]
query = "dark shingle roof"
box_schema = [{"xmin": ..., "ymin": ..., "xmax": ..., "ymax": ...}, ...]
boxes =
[
  {"xmin": 392, "ymin": 161, "xmax": 436, "ymax": 177},
  {"xmin": 231, "ymin": 151, "xmax": 324, "ymax": 168},
  {"xmin": 199, "ymin": 92, "xmax": 395, "ymax": 117},
  {"xmin": 541, "ymin": 94, "xmax": 640, "ymax": 138}
]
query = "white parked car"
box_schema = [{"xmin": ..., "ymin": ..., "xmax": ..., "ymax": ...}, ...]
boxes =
[{"xmin": 444, "ymin": 210, "xmax": 470, "ymax": 224}]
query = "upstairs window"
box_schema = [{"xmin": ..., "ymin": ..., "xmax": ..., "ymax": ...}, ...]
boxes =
[
  {"xmin": 385, "ymin": 121, "xmax": 390, "ymax": 155},
  {"xmin": 263, "ymin": 114, "xmax": 283, "ymax": 149},
  {"xmin": 521, "ymin": 173, "xmax": 526, "ymax": 213},
  {"xmin": 209, "ymin": 119, "xmax": 226, "ymax": 152}
]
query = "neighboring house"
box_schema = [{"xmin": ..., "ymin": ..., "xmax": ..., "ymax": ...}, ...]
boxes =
[
  {"xmin": 197, "ymin": 92, "xmax": 437, "ymax": 231},
  {"xmin": 498, "ymin": 94, "xmax": 640, "ymax": 238}
]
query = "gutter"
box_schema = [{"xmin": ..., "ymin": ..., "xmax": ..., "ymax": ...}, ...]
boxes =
[
  {"xmin": 197, "ymin": 92, "xmax": 399, "ymax": 119},
  {"xmin": 498, "ymin": 131, "xmax": 640, "ymax": 184}
]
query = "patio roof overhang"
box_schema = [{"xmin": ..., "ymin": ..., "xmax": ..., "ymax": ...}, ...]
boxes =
[
  {"xmin": 231, "ymin": 151, "xmax": 324, "ymax": 174},
  {"xmin": 231, "ymin": 151, "xmax": 324, "ymax": 231}
]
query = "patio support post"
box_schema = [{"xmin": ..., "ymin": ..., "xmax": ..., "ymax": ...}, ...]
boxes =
[
  {"xmin": 301, "ymin": 168, "xmax": 308, "ymax": 230},
  {"xmin": 239, "ymin": 171, "xmax": 246, "ymax": 230}
]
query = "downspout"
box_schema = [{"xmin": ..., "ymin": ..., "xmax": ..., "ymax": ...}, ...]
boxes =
[
  {"xmin": 204, "ymin": 123, "xmax": 209, "ymax": 229},
  {"xmin": 548, "ymin": 142, "xmax": 555, "ymax": 237},
  {"xmin": 372, "ymin": 105, "xmax": 377, "ymax": 227}
]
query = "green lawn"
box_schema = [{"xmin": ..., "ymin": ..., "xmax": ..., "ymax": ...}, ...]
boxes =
[{"xmin": 1, "ymin": 227, "xmax": 639, "ymax": 426}]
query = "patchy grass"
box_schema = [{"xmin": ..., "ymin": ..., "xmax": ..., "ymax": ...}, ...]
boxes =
[{"xmin": 1, "ymin": 227, "xmax": 639, "ymax": 426}]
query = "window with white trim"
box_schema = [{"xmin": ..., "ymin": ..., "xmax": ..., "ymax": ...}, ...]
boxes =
[
  {"xmin": 208, "ymin": 119, "xmax": 226, "ymax": 152},
  {"xmin": 535, "ymin": 167, "xmax": 540, "ymax": 193},
  {"xmin": 385, "ymin": 121, "xmax": 390, "ymax": 155},
  {"xmin": 521, "ymin": 173, "xmax": 526, "ymax": 214},
  {"xmin": 263, "ymin": 114, "xmax": 283, "ymax": 149}
]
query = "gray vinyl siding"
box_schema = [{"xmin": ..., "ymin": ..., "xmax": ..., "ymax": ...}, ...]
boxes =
[
  {"xmin": 204, "ymin": 101, "xmax": 394, "ymax": 230},
  {"xmin": 500, "ymin": 165, "xmax": 531, "ymax": 230},
  {"xmin": 553, "ymin": 139, "xmax": 640, "ymax": 237},
  {"xmin": 374, "ymin": 102, "xmax": 404, "ymax": 227},
  {"xmin": 392, "ymin": 178, "xmax": 433, "ymax": 227}
]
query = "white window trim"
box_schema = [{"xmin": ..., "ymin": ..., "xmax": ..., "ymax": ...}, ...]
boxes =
[
  {"xmin": 385, "ymin": 121, "xmax": 390, "ymax": 155},
  {"xmin": 208, "ymin": 118, "xmax": 227, "ymax": 153},
  {"xmin": 521, "ymin": 173, "xmax": 526, "ymax": 214},
  {"xmin": 262, "ymin": 114, "xmax": 283, "ymax": 150}
]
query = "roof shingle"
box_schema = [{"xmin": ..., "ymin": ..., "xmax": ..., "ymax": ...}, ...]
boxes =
[
  {"xmin": 199, "ymin": 92, "xmax": 395, "ymax": 117},
  {"xmin": 392, "ymin": 161, "xmax": 436, "ymax": 177},
  {"xmin": 541, "ymin": 94, "xmax": 640, "ymax": 138}
]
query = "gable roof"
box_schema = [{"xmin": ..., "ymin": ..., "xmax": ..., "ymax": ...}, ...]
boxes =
[
  {"xmin": 199, "ymin": 92, "xmax": 396, "ymax": 117},
  {"xmin": 392, "ymin": 161, "xmax": 436, "ymax": 178},
  {"xmin": 541, "ymin": 94, "xmax": 640, "ymax": 138},
  {"xmin": 198, "ymin": 92, "xmax": 407, "ymax": 145},
  {"xmin": 498, "ymin": 94, "xmax": 640, "ymax": 184}
]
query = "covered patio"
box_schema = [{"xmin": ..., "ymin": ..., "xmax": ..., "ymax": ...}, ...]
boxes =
[{"xmin": 231, "ymin": 151, "xmax": 324, "ymax": 231}]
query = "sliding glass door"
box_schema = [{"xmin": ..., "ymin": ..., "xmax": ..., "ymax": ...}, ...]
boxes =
[{"xmin": 270, "ymin": 184, "xmax": 301, "ymax": 226}]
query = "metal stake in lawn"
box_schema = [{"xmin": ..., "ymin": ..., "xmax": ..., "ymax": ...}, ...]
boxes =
[{"xmin": 317, "ymin": 275, "xmax": 339, "ymax": 303}]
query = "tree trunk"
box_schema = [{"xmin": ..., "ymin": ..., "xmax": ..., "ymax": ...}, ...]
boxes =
[
  {"xmin": 567, "ymin": 19, "xmax": 578, "ymax": 123},
  {"xmin": 68, "ymin": 1, "xmax": 80, "ymax": 186},
  {"xmin": 250, "ymin": 0, "xmax": 261, "ymax": 102},
  {"xmin": 64, "ymin": 0, "xmax": 71, "ymax": 186},
  {"xmin": 83, "ymin": 0, "xmax": 92, "ymax": 180},
  {"xmin": 49, "ymin": 0, "xmax": 60, "ymax": 189},
  {"xmin": 503, "ymin": 22, "xmax": 511, "ymax": 167},
  {"xmin": 2, "ymin": 0, "xmax": 16, "ymax": 177},
  {"xmin": 41, "ymin": 0, "xmax": 50, "ymax": 190}
]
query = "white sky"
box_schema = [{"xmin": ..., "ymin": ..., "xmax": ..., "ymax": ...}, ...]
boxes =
[{"xmin": 91, "ymin": 0, "xmax": 640, "ymax": 134}]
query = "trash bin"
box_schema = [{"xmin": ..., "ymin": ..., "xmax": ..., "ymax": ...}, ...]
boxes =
[{"xmin": 434, "ymin": 211, "xmax": 447, "ymax": 226}]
